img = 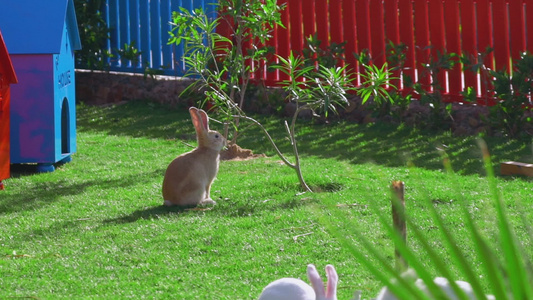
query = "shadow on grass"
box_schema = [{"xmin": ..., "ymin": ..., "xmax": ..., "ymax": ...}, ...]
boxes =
[
  {"xmin": 77, "ymin": 101, "xmax": 193, "ymax": 140},
  {"xmin": 0, "ymin": 169, "xmax": 164, "ymax": 214},
  {"xmin": 234, "ymin": 118, "xmax": 533, "ymax": 177},
  {"xmin": 77, "ymin": 101, "xmax": 533, "ymax": 178},
  {"xmin": 103, "ymin": 205, "xmax": 196, "ymax": 224},
  {"xmin": 104, "ymin": 193, "xmax": 315, "ymax": 222},
  {"xmin": 9, "ymin": 160, "xmax": 73, "ymax": 179}
]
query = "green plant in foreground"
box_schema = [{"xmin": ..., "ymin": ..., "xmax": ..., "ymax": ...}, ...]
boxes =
[{"xmin": 320, "ymin": 139, "xmax": 533, "ymax": 299}]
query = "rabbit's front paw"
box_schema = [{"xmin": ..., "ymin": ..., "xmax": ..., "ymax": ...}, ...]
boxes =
[{"xmin": 199, "ymin": 198, "xmax": 217, "ymax": 206}]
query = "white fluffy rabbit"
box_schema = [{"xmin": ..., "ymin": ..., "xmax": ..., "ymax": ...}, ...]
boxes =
[
  {"xmin": 258, "ymin": 264, "xmax": 338, "ymax": 300},
  {"xmin": 375, "ymin": 274, "xmax": 495, "ymax": 300},
  {"xmin": 162, "ymin": 107, "xmax": 225, "ymax": 207}
]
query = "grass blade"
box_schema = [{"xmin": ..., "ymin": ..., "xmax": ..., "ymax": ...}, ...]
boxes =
[
  {"xmin": 478, "ymin": 139, "xmax": 533, "ymax": 299},
  {"xmin": 434, "ymin": 152, "xmax": 504, "ymax": 300},
  {"xmin": 371, "ymin": 191, "xmax": 452, "ymax": 300},
  {"xmin": 316, "ymin": 206, "xmax": 430, "ymax": 300}
]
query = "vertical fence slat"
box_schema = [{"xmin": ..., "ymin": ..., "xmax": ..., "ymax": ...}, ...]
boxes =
[
  {"xmin": 105, "ymin": 0, "xmax": 119, "ymax": 67},
  {"xmin": 398, "ymin": 0, "xmax": 416, "ymax": 91},
  {"xmin": 315, "ymin": 0, "xmax": 329, "ymax": 51},
  {"xmin": 460, "ymin": 0, "xmax": 478, "ymax": 98},
  {"xmin": 160, "ymin": 0, "xmax": 172, "ymax": 71},
  {"xmin": 527, "ymin": 0, "xmax": 533, "ymax": 51},
  {"xmin": 384, "ymin": 0, "xmax": 399, "ymax": 44},
  {"xmin": 342, "ymin": 0, "xmax": 358, "ymax": 84},
  {"xmin": 116, "ymin": 0, "xmax": 130, "ymax": 68},
  {"xmin": 261, "ymin": 15, "xmax": 276, "ymax": 85},
  {"xmin": 414, "ymin": 0, "xmax": 431, "ymax": 87},
  {"xmin": 355, "ymin": 0, "xmax": 371, "ymax": 93},
  {"xmin": 276, "ymin": 4, "xmax": 290, "ymax": 83},
  {"xmin": 264, "ymin": 24, "xmax": 278, "ymax": 84},
  {"xmin": 298, "ymin": 0, "xmax": 314, "ymax": 82},
  {"xmin": 169, "ymin": 0, "xmax": 184, "ymax": 75},
  {"xmin": 118, "ymin": 0, "xmax": 130, "ymax": 68},
  {"xmin": 383, "ymin": 0, "xmax": 401, "ymax": 89},
  {"xmin": 477, "ymin": 0, "xmax": 494, "ymax": 69},
  {"xmin": 302, "ymin": 0, "xmax": 316, "ymax": 43},
  {"xmin": 355, "ymin": 0, "xmax": 371, "ymax": 56},
  {"xmin": 301, "ymin": 0, "xmax": 315, "ymax": 74},
  {"xmin": 128, "ymin": 0, "xmax": 140, "ymax": 70},
  {"xmin": 329, "ymin": 0, "xmax": 343, "ymax": 68},
  {"xmin": 369, "ymin": 1, "xmax": 386, "ymax": 67},
  {"xmin": 140, "ymin": 0, "xmax": 152, "ymax": 70},
  {"xmin": 444, "ymin": 0, "xmax": 462, "ymax": 101},
  {"xmin": 329, "ymin": 0, "xmax": 343, "ymax": 45},
  {"xmin": 492, "ymin": 0, "xmax": 511, "ymax": 71},
  {"xmin": 476, "ymin": 0, "xmax": 495, "ymax": 103},
  {"xmin": 509, "ymin": 0, "xmax": 526, "ymax": 64},
  {"xmin": 149, "ymin": 0, "xmax": 162, "ymax": 71},
  {"xmin": 428, "ymin": 0, "xmax": 447, "ymax": 94},
  {"xmin": 215, "ymin": 1, "xmax": 233, "ymax": 69},
  {"xmin": 289, "ymin": 0, "xmax": 304, "ymax": 56}
]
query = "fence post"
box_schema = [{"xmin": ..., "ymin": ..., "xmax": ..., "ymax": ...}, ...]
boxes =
[{"xmin": 391, "ymin": 180, "xmax": 407, "ymax": 273}]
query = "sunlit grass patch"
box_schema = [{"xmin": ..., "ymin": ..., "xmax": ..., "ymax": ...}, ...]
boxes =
[{"xmin": 1, "ymin": 101, "xmax": 531, "ymax": 299}]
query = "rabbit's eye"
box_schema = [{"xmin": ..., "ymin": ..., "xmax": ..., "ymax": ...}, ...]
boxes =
[{"xmin": 215, "ymin": 134, "xmax": 219, "ymax": 139}]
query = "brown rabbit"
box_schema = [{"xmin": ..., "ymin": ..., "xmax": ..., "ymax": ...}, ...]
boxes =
[{"xmin": 162, "ymin": 107, "xmax": 226, "ymax": 207}]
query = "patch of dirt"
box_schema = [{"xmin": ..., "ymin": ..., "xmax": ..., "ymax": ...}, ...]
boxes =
[{"xmin": 220, "ymin": 143, "xmax": 266, "ymax": 161}]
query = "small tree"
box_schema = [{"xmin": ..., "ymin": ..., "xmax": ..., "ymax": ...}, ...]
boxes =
[
  {"xmin": 169, "ymin": 0, "xmax": 284, "ymax": 143},
  {"xmin": 169, "ymin": 2, "xmax": 355, "ymax": 192},
  {"xmin": 270, "ymin": 52, "xmax": 356, "ymax": 191}
]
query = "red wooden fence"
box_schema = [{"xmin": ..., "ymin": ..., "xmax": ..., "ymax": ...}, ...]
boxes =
[{"xmin": 219, "ymin": 0, "xmax": 533, "ymax": 104}]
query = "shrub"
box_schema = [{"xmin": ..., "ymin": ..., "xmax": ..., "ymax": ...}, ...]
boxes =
[
  {"xmin": 489, "ymin": 52, "xmax": 533, "ymax": 137},
  {"xmin": 74, "ymin": 0, "xmax": 111, "ymax": 70}
]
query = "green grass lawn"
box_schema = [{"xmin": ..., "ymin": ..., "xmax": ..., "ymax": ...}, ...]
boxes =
[{"xmin": 1, "ymin": 101, "xmax": 532, "ymax": 299}]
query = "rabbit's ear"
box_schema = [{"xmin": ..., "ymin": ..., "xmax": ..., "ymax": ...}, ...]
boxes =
[
  {"xmin": 189, "ymin": 107, "xmax": 205, "ymax": 136},
  {"xmin": 325, "ymin": 265, "xmax": 338, "ymax": 299},
  {"xmin": 197, "ymin": 109, "xmax": 210, "ymax": 131},
  {"xmin": 307, "ymin": 264, "xmax": 326, "ymax": 297}
]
